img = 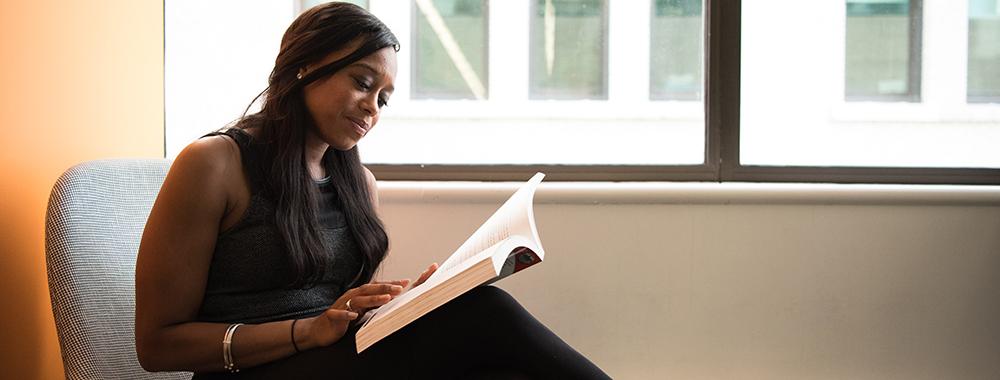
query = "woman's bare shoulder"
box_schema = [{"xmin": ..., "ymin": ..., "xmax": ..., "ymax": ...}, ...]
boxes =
[
  {"xmin": 172, "ymin": 134, "xmax": 242, "ymax": 180},
  {"xmin": 361, "ymin": 164, "xmax": 379, "ymax": 208},
  {"xmin": 157, "ymin": 134, "xmax": 248, "ymax": 214},
  {"xmin": 362, "ymin": 164, "xmax": 376, "ymax": 183}
]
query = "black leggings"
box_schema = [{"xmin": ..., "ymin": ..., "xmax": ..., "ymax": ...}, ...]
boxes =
[{"xmin": 197, "ymin": 286, "xmax": 609, "ymax": 379}]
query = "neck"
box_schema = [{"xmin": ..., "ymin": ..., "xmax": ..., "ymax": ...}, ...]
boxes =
[{"xmin": 303, "ymin": 130, "xmax": 329, "ymax": 180}]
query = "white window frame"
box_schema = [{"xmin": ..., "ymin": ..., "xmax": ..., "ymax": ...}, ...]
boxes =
[
  {"xmin": 833, "ymin": 0, "xmax": 1000, "ymax": 123},
  {"xmin": 165, "ymin": 0, "xmax": 706, "ymax": 166},
  {"xmin": 739, "ymin": 0, "xmax": 1000, "ymax": 168},
  {"xmin": 362, "ymin": 0, "xmax": 704, "ymax": 166}
]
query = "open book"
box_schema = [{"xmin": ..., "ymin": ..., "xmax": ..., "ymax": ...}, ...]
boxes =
[{"xmin": 355, "ymin": 173, "xmax": 546, "ymax": 353}]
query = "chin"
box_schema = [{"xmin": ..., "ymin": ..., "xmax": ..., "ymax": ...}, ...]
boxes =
[{"xmin": 330, "ymin": 141, "xmax": 359, "ymax": 152}]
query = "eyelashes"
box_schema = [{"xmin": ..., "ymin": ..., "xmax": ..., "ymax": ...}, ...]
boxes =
[
  {"xmin": 354, "ymin": 77, "xmax": 373, "ymax": 90},
  {"xmin": 354, "ymin": 77, "xmax": 389, "ymax": 108}
]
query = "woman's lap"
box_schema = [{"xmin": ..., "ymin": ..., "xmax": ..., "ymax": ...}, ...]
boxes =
[{"xmin": 195, "ymin": 286, "xmax": 607, "ymax": 380}]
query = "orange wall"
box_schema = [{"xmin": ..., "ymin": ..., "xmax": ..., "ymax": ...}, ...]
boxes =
[{"xmin": 0, "ymin": 1, "xmax": 163, "ymax": 378}]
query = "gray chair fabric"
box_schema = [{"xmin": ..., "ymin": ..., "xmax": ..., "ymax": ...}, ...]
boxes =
[{"xmin": 45, "ymin": 159, "xmax": 191, "ymax": 380}]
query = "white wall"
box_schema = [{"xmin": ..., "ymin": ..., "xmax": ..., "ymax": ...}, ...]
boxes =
[{"xmin": 375, "ymin": 183, "xmax": 1000, "ymax": 379}]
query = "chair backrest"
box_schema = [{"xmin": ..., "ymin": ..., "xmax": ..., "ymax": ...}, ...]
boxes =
[{"xmin": 45, "ymin": 159, "xmax": 191, "ymax": 380}]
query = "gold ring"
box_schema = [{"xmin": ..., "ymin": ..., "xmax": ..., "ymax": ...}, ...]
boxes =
[{"xmin": 346, "ymin": 299, "xmax": 353, "ymax": 311}]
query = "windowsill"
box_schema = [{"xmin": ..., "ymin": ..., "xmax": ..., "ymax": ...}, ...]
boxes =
[
  {"xmin": 378, "ymin": 181, "xmax": 1000, "ymax": 206},
  {"xmin": 831, "ymin": 101, "xmax": 1000, "ymax": 123},
  {"xmin": 381, "ymin": 99, "xmax": 703, "ymax": 121}
]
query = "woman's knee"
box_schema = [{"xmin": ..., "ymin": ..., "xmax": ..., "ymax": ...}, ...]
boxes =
[
  {"xmin": 451, "ymin": 286, "xmax": 531, "ymax": 321},
  {"xmin": 462, "ymin": 286, "xmax": 516, "ymax": 307}
]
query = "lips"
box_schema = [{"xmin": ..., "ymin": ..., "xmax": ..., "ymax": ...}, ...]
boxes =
[{"xmin": 346, "ymin": 116, "xmax": 369, "ymax": 137}]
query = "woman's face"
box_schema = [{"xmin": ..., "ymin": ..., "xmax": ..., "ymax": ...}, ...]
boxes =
[{"xmin": 301, "ymin": 43, "xmax": 397, "ymax": 151}]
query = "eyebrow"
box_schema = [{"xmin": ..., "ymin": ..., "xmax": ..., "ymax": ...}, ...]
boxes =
[{"xmin": 349, "ymin": 62, "xmax": 395, "ymax": 93}]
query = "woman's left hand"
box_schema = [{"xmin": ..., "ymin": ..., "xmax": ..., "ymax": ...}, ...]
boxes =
[
  {"xmin": 410, "ymin": 263, "xmax": 438, "ymax": 289},
  {"xmin": 367, "ymin": 262, "xmax": 437, "ymax": 300},
  {"xmin": 371, "ymin": 279, "xmax": 410, "ymax": 298}
]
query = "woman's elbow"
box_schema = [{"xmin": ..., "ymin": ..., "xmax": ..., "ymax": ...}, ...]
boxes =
[{"xmin": 135, "ymin": 333, "xmax": 164, "ymax": 372}]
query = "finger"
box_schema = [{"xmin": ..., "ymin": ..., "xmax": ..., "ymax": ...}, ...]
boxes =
[
  {"xmin": 373, "ymin": 279, "xmax": 411, "ymax": 288},
  {"xmin": 372, "ymin": 280, "xmax": 410, "ymax": 300},
  {"xmin": 355, "ymin": 283, "xmax": 405, "ymax": 296},
  {"xmin": 413, "ymin": 263, "xmax": 439, "ymax": 287},
  {"xmin": 349, "ymin": 294, "xmax": 394, "ymax": 310},
  {"xmin": 421, "ymin": 263, "xmax": 439, "ymax": 278},
  {"xmin": 324, "ymin": 308, "xmax": 359, "ymax": 320}
]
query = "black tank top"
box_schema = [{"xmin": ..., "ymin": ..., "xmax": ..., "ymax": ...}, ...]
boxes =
[{"xmin": 195, "ymin": 128, "xmax": 364, "ymax": 324}]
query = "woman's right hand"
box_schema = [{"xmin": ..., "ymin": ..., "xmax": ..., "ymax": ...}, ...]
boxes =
[{"xmin": 300, "ymin": 282, "xmax": 406, "ymax": 348}]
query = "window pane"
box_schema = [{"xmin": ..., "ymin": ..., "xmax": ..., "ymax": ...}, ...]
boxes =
[
  {"xmin": 845, "ymin": 0, "xmax": 919, "ymax": 101},
  {"xmin": 413, "ymin": 0, "xmax": 489, "ymax": 99},
  {"xmin": 969, "ymin": 0, "xmax": 1000, "ymax": 102},
  {"xmin": 650, "ymin": 0, "xmax": 703, "ymax": 100},
  {"xmin": 741, "ymin": 0, "xmax": 1000, "ymax": 168},
  {"xmin": 365, "ymin": 1, "xmax": 705, "ymax": 166},
  {"xmin": 529, "ymin": 0, "xmax": 607, "ymax": 99}
]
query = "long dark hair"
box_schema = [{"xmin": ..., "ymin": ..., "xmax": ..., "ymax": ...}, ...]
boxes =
[{"xmin": 233, "ymin": 2, "xmax": 396, "ymax": 288}]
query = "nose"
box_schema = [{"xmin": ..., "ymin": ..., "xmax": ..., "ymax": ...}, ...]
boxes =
[{"xmin": 361, "ymin": 93, "xmax": 378, "ymax": 117}]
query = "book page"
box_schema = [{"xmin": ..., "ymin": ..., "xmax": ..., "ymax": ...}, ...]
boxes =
[{"xmin": 427, "ymin": 173, "xmax": 546, "ymax": 282}]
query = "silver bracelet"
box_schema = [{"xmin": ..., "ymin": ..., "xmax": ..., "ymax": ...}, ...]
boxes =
[{"xmin": 223, "ymin": 323, "xmax": 244, "ymax": 373}]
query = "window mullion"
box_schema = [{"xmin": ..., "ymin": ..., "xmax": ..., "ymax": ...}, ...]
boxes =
[
  {"xmin": 713, "ymin": 0, "xmax": 739, "ymax": 181},
  {"xmin": 607, "ymin": 1, "xmax": 650, "ymax": 103},
  {"xmin": 922, "ymin": 0, "xmax": 969, "ymax": 109},
  {"xmin": 370, "ymin": 0, "xmax": 413, "ymax": 102},
  {"xmin": 489, "ymin": 0, "xmax": 530, "ymax": 102}
]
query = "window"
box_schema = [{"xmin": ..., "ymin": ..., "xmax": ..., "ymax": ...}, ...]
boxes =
[
  {"xmin": 650, "ymin": 0, "xmax": 703, "ymax": 100},
  {"xmin": 968, "ymin": 0, "xmax": 1000, "ymax": 102},
  {"xmin": 528, "ymin": 0, "xmax": 607, "ymax": 99},
  {"xmin": 165, "ymin": 0, "xmax": 291, "ymax": 157},
  {"xmin": 360, "ymin": 0, "xmax": 705, "ymax": 170},
  {"xmin": 739, "ymin": 0, "xmax": 1000, "ymax": 172},
  {"xmin": 166, "ymin": 0, "xmax": 1000, "ymax": 183},
  {"xmin": 413, "ymin": 0, "xmax": 488, "ymax": 99},
  {"xmin": 845, "ymin": 0, "xmax": 922, "ymax": 101}
]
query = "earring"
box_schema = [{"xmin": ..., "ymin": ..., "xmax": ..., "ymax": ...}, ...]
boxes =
[{"xmin": 296, "ymin": 72, "xmax": 303, "ymax": 80}]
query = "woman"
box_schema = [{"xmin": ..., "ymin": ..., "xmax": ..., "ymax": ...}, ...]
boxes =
[{"xmin": 135, "ymin": 3, "xmax": 609, "ymax": 378}]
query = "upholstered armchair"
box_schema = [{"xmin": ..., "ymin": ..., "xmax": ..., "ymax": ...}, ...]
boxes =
[{"xmin": 45, "ymin": 159, "xmax": 190, "ymax": 380}]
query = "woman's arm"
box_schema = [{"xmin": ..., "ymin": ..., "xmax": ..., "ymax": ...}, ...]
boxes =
[
  {"xmin": 134, "ymin": 137, "xmax": 353, "ymax": 372},
  {"xmin": 135, "ymin": 138, "xmax": 403, "ymax": 373},
  {"xmin": 135, "ymin": 137, "xmax": 289, "ymax": 372}
]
